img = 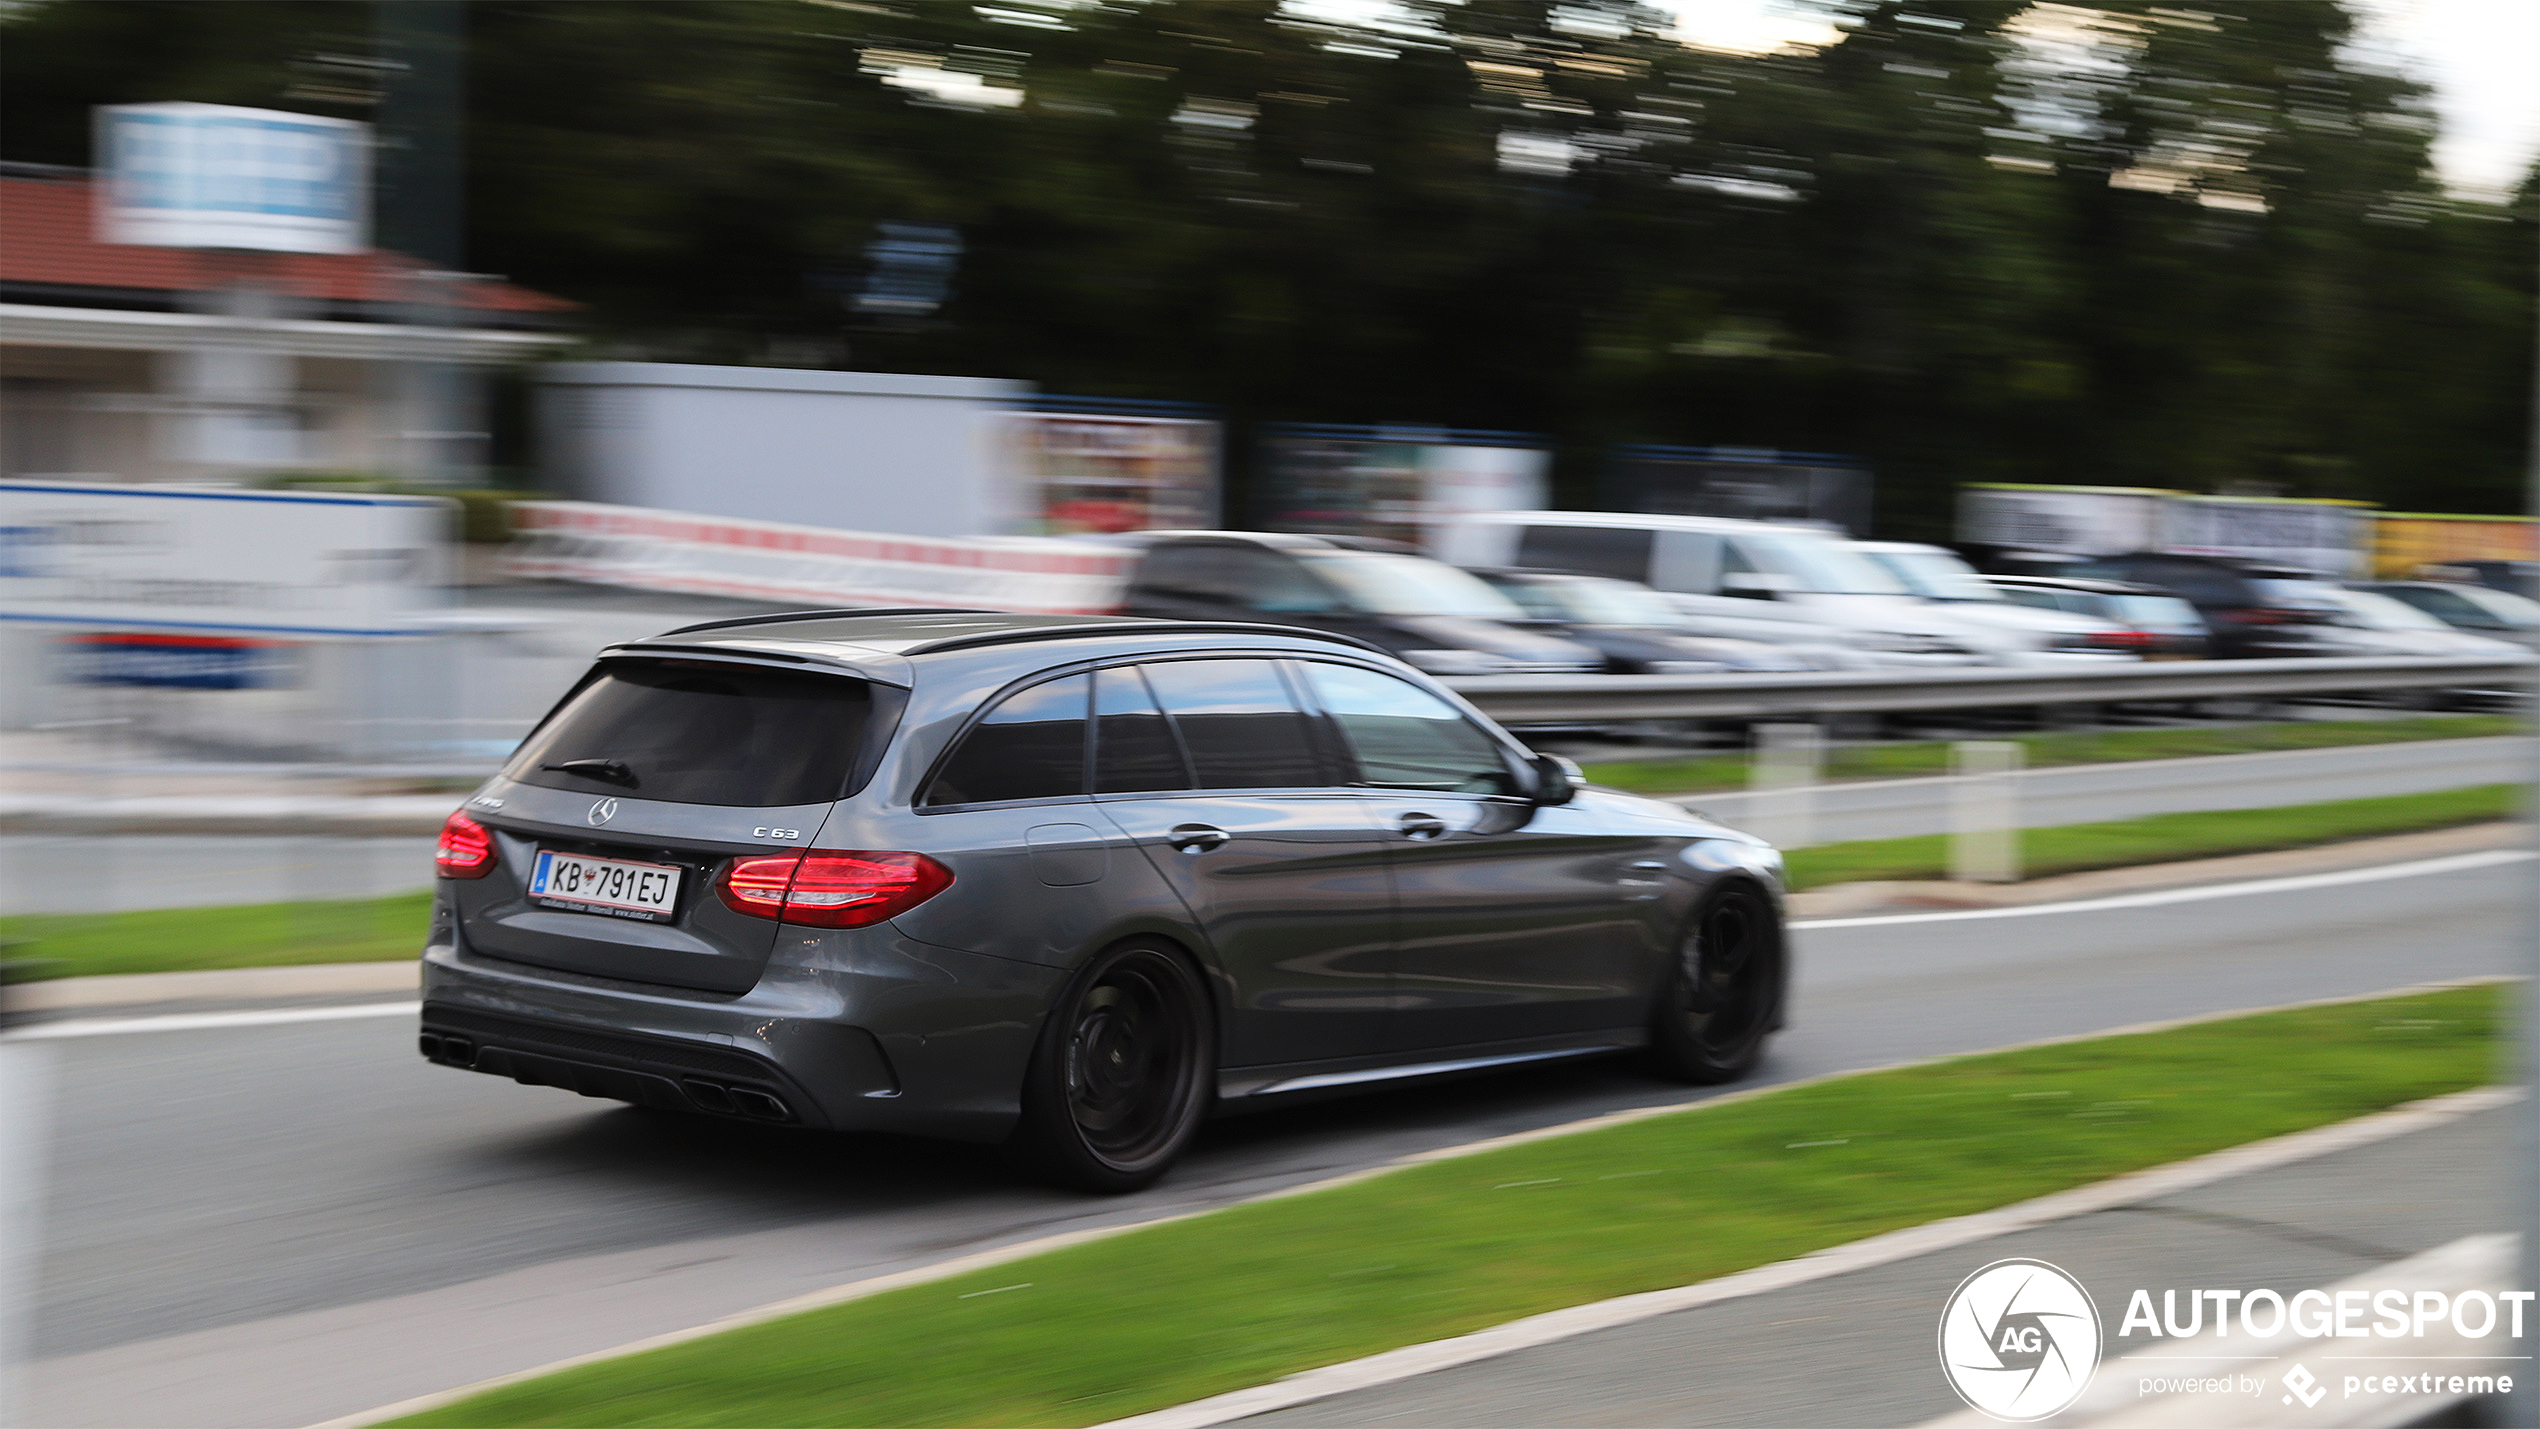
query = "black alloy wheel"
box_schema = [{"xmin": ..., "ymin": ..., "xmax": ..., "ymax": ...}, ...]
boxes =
[
  {"xmin": 1013, "ymin": 942, "xmax": 1213, "ymax": 1192},
  {"xmin": 1644, "ymin": 883, "xmax": 1782, "ymax": 1084}
]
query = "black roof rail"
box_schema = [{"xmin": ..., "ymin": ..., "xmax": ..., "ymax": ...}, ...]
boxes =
[
  {"xmin": 902, "ymin": 621, "xmax": 1395, "ymax": 659},
  {"xmin": 659, "ymin": 607, "xmax": 995, "ymax": 637}
]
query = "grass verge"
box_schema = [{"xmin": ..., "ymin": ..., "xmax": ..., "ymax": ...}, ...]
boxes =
[
  {"xmin": 1784, "ymin": 783, "xmax": 2519, "ymax": 891},
  {"xmin": 396, "ymin": 983, "xmax": 2503, "ymax": 1429},
  {"xmin": 0, "ymin": 891, "xmax": 429, "ymax": 980},
  {"xmin": 1581, "ymin": 713, "xmax": 2521, "ymax": 797}
]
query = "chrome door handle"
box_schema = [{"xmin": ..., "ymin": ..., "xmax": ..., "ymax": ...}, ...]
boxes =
[
  {"xmin": 1398, "ymin": 812, "xmax": 1450, "ymax": 840},
  {"xmin": 1168, "ymin": 824, "xmax": 1230, "ymax": 853}
]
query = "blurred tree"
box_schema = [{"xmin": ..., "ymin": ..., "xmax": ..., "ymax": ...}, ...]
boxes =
[{"xmin": 1, "ymin": 0, "xmax": 2526, "ymax": 524}]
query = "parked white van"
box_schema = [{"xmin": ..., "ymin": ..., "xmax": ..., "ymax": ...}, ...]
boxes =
[{"xmin": 1434, "ymin": 511, "xmax": 2014, "ymax": 666}]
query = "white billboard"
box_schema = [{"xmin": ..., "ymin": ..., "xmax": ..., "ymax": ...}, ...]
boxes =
[
  {"xmin": 0, "ymin": 481, "xmax": 447, "ymax": 637},
  {"xmin": 1958, "ymin": 485, "xmax": 2169, "ymax": 556},
  {"xmin": 96, "ymin": 102, "xmax": 370, "ymax": 254}
]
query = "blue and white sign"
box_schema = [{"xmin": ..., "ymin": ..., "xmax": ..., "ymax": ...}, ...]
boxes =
[
  {"xmin": 0, "ymin": 480, "xmax": 449, "ymax": 638},
  {"xmin": 96, "ymin": 102, "xmax": 369, "ymax": 254}
]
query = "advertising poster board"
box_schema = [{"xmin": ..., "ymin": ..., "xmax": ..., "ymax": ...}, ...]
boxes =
[
  {"xmin": 2161, "ymin": 496, "xmax": 2375, "ymax": 577},
  {"xmin": 2372, "ymin": 514, "xmax": 2539, "ymax": 579},
  {"xmin": 1258, "ymin": 426, "xmax": 1550, "ymax": 549},
  {"xmin": 1005, "ymin": 410, "xmax": 1219, "ymax": 534},
  {"xmin": 1601, "ymin": 446, "xmax": 1872, "ymax": 536},
  {"xmin": 1958, "ymin": 484, "xmax": 2171, "ymax": 557}
]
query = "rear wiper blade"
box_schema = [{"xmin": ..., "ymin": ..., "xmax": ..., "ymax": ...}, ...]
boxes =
[{"xmin": 542, "ymin": 758, "xmax": 638, "ymax": 787}]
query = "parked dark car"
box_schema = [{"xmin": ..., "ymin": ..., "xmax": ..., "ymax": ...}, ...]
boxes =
[
  {"xmin": 1472, "ymin": 569, "xmax": 1825, "ymax": 672},
  {"xmin": 1116, "ymin": 531, "xmax": 1600, "ymax": 676},
  {"xmin": 421, "ymin": 609, "xmax": 1789, "ymax": 1191},
  {"xmin": 2059, "ymin": 553, "xmax": 2343, "ymax": 659},
  {"xmin": 1984, "ymin": 575, "xmax": 2212, "ymax": 659}
]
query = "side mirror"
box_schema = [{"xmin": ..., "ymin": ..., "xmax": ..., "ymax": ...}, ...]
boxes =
[{"xmin": 1528, "ymin": 752, "xmax": 1581, "ymax": 807}]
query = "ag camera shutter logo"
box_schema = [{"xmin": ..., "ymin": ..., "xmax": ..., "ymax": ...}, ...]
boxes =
[{"xmin": 1939, "ymin": 1258, "xmax": 2103, "ymax": 1421}]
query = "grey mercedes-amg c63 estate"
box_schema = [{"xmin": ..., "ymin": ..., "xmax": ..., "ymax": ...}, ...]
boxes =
[{"xmin": 420, "ymin": 609, "xmax": 1788, "ymax": 1190}]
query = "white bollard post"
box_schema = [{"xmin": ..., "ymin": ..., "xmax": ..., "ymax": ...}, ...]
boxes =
[
  {"xmin": 0, "ymin": 1038, "xmax": 54, "ymax": 1429},
  {"xmin": 1950, "ymin": 740, "xmax": 2024, "ymax": 884},
  {"xmin": 1749, "ymin": 722, "xmax": 1825, "ymax": 850}
]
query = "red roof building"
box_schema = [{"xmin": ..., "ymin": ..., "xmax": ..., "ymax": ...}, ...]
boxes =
[
  {"xmin": 2, "ymin": 163, "xmax": 573, "ymax": 484},
  {"xmin": 1, "ymin": 165, "xmax": 572, "ymax": 322}
]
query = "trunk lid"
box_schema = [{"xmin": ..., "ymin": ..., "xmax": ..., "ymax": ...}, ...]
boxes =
[{"xmin": 448, "ymin": 657, "xmax": 891, "ymax": 993}]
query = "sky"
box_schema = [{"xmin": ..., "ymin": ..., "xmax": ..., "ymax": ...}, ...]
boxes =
[{"xmin": 1661, "ymin": 0, "xmax": 2540, "ymax": 197}]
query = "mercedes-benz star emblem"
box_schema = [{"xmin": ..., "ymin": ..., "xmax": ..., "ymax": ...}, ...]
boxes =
[{"xmin": 586, "ymin": 798, "xmax": 619, "ymax": 826}]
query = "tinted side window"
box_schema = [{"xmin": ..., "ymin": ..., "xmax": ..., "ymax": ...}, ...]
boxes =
[
  {"xmin": 1094, "ymin": 665, "xmax": 1190, "ymax": 793},
  {"xmin": 1219, "ymin": 547, "xmax": 1338, "ymax": 614},
  {"xmin": 2084, "ymin": 559, "xmax": 2234, "ymax": 607},
  {"xmin": 1142, "ymin": 659, "xmax": 1326, "ymax": 790},
  {"xmin": 1513, "ymin": 525, "xmax": 1655, "ymax": 584},
  {"xmin": 2393, "ymin": 586, "xmax": 2491, "ymax": 626},
  {"xmin": 1137, "ymin": 544, "xmax": 1235, "ymax": 601},
  {"xmin": 923, "ymin": 674, "xmax": 1089, "ymax": 807},
  {"xmin": 1302, "ymin": 663, "xmax": 1517, "ymax": 795}
]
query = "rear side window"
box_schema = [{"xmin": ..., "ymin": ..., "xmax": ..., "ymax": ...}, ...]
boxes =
[
  {"xmin": 509, "ymin": 663, "xmax": 874, "ymax": 808},
  {"xmin": 1302, "ymin": 663, "xmax": 1517, "ymax": 795},
  {"xmin": 1094, "ymin": 665, "xmax": 1190, "ymax": 793},
  {"xmin": 923, "ymin": 675, "xmax": 1089, "ymax": 807},
  {"xmin": 1141, "ymin": 659, "xmax": 1326, "ymax": 790},
  {"xmin": 1513, "ymin": 525, "xmax": 1655, "ymax": 584}
]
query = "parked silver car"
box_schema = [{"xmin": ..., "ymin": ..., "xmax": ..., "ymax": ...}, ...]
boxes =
[{"xmin": 1851, "ymin": 541, "xmax": 2141, "ymax": 663}]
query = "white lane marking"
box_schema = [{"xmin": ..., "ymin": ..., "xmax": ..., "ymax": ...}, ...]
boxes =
[
  {"xmin": 1793, "ymin": 847, "xmax": 2533, "ymax": 931},
  {"xmin": 5, "ymin": 1001, "xmax": 418, "ymax": 1041},
  {"xmin": 1092, "ymin": 1086, "xmax": 2523, "ymax": 1429}
]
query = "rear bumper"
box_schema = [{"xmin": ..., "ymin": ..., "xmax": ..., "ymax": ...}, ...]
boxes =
[
  {"xmin": 419, "ymin": 1005, "xmax": 836, "ymax": 1126},
  {"xmin": 419, "ymin": 926, "xmax": 1065, "ymax": 1143}
]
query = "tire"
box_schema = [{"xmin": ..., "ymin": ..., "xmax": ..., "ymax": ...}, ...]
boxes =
[
  {"xmin": 1009, "ymin": 941, "xmax": 1214, "ymax": 1193},
  {"xmin": 1642, "ymin": 882, "xmax": 1783, "ymax": 1084}
]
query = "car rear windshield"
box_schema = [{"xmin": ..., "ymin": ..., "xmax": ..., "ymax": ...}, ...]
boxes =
[{"xmin": 507, "ymin": 662, "xmax": 877, "ymax": 807}]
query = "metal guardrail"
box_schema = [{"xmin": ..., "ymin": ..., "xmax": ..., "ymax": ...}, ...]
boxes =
[{"xmin": 1444, "ymin": 654, "xmax": 2539, "ymax": 724}]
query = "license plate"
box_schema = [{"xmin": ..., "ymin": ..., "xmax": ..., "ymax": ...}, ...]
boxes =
[{"xmin": 529, "ymin": 849, "xmax": 682, "ymax": 921}]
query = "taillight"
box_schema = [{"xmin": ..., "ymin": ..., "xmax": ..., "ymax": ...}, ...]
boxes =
[
  {"xmin": 717, "ymin": 850, "xmax": 954, "ymax": 928},
  {"xmin": 435, "ymin": 811, "xmax": 497, "ymax": 879}
]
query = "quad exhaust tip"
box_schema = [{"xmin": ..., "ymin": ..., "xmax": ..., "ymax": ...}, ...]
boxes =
[{"xmin": 420, "ymin": 1029, "xmax": 791, "ymax": 1122}]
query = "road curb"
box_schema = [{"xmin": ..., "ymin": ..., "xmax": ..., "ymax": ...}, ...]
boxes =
[
  {"xmin": 14, "ymin": 960, "xmax": 416, "ymax": 1012},
  {"xmin": 1089, "ymin": 1087, "xmax": 2522, "ymax": 1429}
]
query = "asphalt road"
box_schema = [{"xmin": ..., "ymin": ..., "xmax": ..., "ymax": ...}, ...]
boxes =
[
  {"xmin": 1684, "ymin": 734, "xmax": 2526, "ymax": 844},
  {"xmin": 23, "ymin": 852, "xmax": 2529, "ymax": 1428}
]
